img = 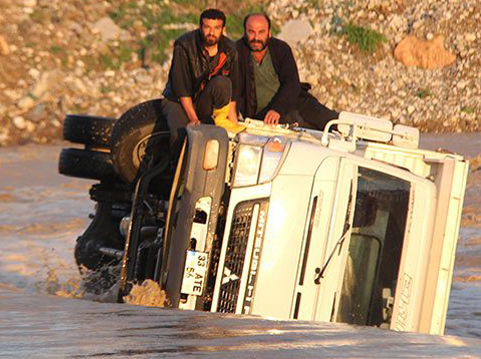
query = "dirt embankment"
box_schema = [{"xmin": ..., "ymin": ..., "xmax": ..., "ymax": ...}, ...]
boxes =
[{"xmin": 0, "ymin": 0, "xmax": 479, "ymax": 146}]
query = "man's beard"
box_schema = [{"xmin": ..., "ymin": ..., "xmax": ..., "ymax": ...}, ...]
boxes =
[
  {"xmin": 248, "ymin": 39, "xmax": 268, "ymax": 52},
  {"xmin": 203, "ymin": 34, "xmax": 219, "ymax": 46}
]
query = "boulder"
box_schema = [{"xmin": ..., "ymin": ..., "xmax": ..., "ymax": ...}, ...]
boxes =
[
  {"xmin": 91, "ymin": 17, "xmax": 126, "ymax": 43},
  {"xmin": 31, "ymin": 70, "xmax": 65, "ymax": 98},
  {"xmin": 465, "ymin": 33, "xmax": 476, "ymax": 42},
  {"xmin": 278, "ymin": 19, "xmax": 313, "ymax": 45},
  {"xmin": 13, "ymin": 116, "xmax": 27, "ymax": 129},
  {"xmin": 394, "ymin": 35, "xmax": 456, "ymax": 69},
  {"xmin": 17, "ymin": 96, "xmax": 36, "ymax": 111},
  {"xmin": 25, "ymin": 103, "xmax": 47, "ymax": 123}
]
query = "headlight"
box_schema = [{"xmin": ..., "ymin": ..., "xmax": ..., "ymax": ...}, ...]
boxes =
[
  {"xmin": 233, "ymin": 144, "xmax": 262, "ymax": 187},
  {"xmin": 233, "ymin": 137, "xmax": 287, "ymax": 187},
  {"xmin": 203, "ymin": 139, "xmax": 219, "ymax": 170}
]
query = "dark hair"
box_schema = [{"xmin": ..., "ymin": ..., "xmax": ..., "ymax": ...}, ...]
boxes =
[
  {"xmin": 199, "ymin": 8, "xmax": 226, "ymax": 27},
  {"xmin": 243, "ymin": 13, "xmax": 271, "ymax": 31}
]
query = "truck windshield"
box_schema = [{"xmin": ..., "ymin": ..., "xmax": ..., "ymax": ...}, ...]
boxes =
[{"xmin": 336, "ymin": 167, "xmax": 410, "ymax": 328}]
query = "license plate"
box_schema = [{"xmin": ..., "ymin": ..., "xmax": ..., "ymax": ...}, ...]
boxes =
[{"xmin": 181, "ymin": 250, "xmax": 208, "ymax": 296}]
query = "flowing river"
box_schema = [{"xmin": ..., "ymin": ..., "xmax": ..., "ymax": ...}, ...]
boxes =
[{"xmin": 0, "ymin": 138, "xmax": 480, "ymax": 358}]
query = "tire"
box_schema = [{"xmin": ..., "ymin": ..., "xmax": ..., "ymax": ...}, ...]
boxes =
[
  {"xmin": 63, "ymin": 114, "xmax": 116, "ymax": 147},
  {"xmin": 58, "ymin": 148, "xmax": 117, "ymax": 180},
  {"xmin": 110, "ymin": 99, "xmax": 171, "ymax": 183}
]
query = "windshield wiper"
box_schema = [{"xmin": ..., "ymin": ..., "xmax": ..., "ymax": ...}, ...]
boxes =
[{"xmin": 314, "ymin": 223, "xmax": 351, "ymax": 285}]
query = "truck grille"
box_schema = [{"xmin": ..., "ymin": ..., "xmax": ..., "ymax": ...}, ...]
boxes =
[
  {"xmin": 217, "ymin": 203, "xmax": 252, "ymax": 313},
  {"xmin": 216, "ymin": 200, "xmax": 268, "ymax": 314}
]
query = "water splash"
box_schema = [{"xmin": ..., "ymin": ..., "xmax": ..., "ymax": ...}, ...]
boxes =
[{"xmin": 124, "ymin": 279, "xmax": 169, "ymax": 308}]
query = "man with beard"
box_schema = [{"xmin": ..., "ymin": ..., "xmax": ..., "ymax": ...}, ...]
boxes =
[
  {"xmin": 236, "ymin": 13, "xmax": 338, "ymax": 129},
  {"xmin": 162, "ymin": 8, "xmax": 244, "ymax": 145}
]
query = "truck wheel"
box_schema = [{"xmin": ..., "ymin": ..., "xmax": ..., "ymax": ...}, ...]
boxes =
[
  {"xmin": 75, "ymin": 234, "xmax": 109, "ymax": 271},
  {"xmin": 110, "ymin": 99, "xmax": 170, "ymax": 183},
  {"xmin": 63, "ymin": 114, "xmax": 116, "ymax": 148},
  {"xmin": 58, "ymin": 148, "xmax": 117, "ymax": 180}
]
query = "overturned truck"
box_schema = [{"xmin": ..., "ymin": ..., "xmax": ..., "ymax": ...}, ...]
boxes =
[{"xmin": 59, "ymin": 99, "xmax": 468, "ymax": 335}]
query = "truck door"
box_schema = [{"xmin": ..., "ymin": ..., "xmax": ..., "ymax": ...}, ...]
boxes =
[
  {"xmin": 330, "ymin": 160, "xmax": 436, "ymax": 332},
  {"xmin": 334, "ymin": 165, "xmax": 412, "ymax": 328}
]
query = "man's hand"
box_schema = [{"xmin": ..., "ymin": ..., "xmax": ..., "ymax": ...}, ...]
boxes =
[
  {"xmin": 179, "ymin": 96, "xmax": 200, "ymax": 125},
  {"xmin": 264, "ymin": 110, "xmax": 281, "ymax": 125},
  {"xmin": 188, "ymin": 118, "xmax": 200, "ymax": 126}
]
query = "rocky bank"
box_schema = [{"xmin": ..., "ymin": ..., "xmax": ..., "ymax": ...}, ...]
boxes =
[{"xmin": 0, "ymin": 0, "xmax": 479, "ymax": 146}]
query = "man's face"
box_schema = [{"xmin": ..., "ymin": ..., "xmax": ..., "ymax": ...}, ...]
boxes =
[
  {"xmin": 201, "ymin": 18, "xmax": 224, "ymax": 46},
  {"xmin": 245, "ymin": 15, "xmax": 271, "ymax": 52}
]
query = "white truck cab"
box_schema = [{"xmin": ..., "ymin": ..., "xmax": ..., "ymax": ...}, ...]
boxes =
[{"xmin": 200, "ymin": 112, "xmax": 468, "ymax": 335}]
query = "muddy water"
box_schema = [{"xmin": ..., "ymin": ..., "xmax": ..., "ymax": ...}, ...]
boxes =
[
  {"xmin": 0, "ymin": 140, "xmax": 481, "ymax": 357},
  {"xmin": 1, "ymin": 287, "xmax": 481, "ymax": 359}
]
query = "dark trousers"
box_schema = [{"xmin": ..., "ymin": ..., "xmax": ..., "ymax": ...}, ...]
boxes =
[
  {"xmin": 162, "ymin": 75, "xmax": 232, "ymax": 145},
  {"xmin": 255, "ymin": 90, "xmax": 339, "ymax": 131}
]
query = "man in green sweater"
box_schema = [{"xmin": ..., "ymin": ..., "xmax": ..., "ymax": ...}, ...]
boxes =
[{"xmin": 236, "ymin": 13, "xmax": 338, "ymax": 129}]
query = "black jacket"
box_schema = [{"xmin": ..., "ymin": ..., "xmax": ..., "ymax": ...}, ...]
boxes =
[
  {"xmin": 163, "ymin": 29, "xmax": 238, "ymax": 102},
  {"xmin": 236, "ymin": 36, "xmax": 301, "ymax": 118}
]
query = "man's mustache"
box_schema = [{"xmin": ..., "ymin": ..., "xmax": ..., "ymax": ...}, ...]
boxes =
[{"xmin": 203, "ymin": 34, "xmax": 218, "ymax": 44}]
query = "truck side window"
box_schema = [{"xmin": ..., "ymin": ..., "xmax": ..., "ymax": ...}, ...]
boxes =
[{"xmin": 337, "ymin": 167, "xmax": 410, "ymax": 328}]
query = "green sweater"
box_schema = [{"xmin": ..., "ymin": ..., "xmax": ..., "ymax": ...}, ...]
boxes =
[{"xmin": 252, "ymin": 51, "xmax": 280, "ymax": 114}]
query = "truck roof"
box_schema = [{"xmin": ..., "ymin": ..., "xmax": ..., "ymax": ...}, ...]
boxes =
[{"xmin": 239, "ymin": 112, "xmax": 466, "ymax": 179}]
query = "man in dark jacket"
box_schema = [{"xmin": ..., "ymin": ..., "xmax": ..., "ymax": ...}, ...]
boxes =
[
  {"xmin": 162, "ymin": 8, "xmax": 243, "ymax": 144},
  {"xmin": 236, "ymin": 13, "xmax": 338, "ymax": 129}
]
